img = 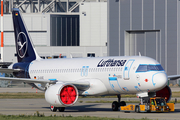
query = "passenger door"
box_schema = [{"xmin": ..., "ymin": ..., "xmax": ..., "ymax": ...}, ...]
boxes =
[{"xmin": 123, "ymin": 59, "xmax": 135, "ymax": 80}]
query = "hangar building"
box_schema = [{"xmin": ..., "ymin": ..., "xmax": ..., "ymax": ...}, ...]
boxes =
[
  {"xmin": 108, "ymin": 0, "xmax": 180, "ymax": 78},
  {"xmin": 0, "ymin": 0, "xmax": 107, "ymax": 63}
]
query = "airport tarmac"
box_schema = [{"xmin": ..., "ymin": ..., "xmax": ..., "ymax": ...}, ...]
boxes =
[
  {"xmin": 0, "ymin": 99, "xmax": 180, "ymax": 120},
  {"xmin": 0, "ymin": 87, "xmax": 180, "ymax": 120}
]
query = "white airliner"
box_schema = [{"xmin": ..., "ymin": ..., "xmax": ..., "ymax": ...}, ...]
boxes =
[{"xmin": 0, "ymin": 8, "xmax": 178, "ymax": 112}]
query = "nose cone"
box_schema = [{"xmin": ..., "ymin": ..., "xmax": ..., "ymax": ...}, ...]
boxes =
[{"xmin": 152, "ymin": 72, "xmax": 167, "ymax": 90}]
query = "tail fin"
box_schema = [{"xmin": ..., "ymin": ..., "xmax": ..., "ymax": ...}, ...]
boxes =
[{"xmin": 12, "ymin": 8, "xmax": 40, "ymax": 62}]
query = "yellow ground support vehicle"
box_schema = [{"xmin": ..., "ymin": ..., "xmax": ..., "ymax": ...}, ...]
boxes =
[{"xmin": 120, "ymin": 97, "xmax": 174, "ymax": 113}]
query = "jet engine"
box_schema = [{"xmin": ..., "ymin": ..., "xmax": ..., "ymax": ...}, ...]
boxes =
[
  {"xmin": 45, "ymin": 83, "xmax": 78, "ymax": 107},
  {"xmin": 156, "ymin": 85, "xmax": 171, "ymax": 102}
]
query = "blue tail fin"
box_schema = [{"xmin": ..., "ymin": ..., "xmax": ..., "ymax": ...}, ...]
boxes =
[{"xmin": 12, "ymin": 8, "xmax": 40, "ymax": 62}]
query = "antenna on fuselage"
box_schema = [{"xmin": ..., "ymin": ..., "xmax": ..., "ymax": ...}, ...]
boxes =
[{"xmin": 139, "ymin": 52, "xmax": 141, "ymax": 57}]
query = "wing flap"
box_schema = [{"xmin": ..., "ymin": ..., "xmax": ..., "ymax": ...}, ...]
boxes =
[
  {"xmin": 0, "ymin": 77, "xmax": 90, "ymax": 89},
  {"xmin": 0, "ymin": 77, "xmax": 90, "ymax": 91}
]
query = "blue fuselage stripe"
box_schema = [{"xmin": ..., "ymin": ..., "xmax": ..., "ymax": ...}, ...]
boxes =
[
  {"xmin": 109, "ymin": 77, "xmax": 117, "ymax": 81},
  {"xmin": 48, "ymin": 79, "xmax": 57, "ymax": 81}
]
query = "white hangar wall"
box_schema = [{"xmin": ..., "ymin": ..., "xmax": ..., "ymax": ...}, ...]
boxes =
[
  {"xmin": 80, "ymin": 2, "xmax": 107, "ymax": 46},
  {"xmin": 2, "ymin": 13, "xmax": 49, "ymax": 46},
  {"xmin": 0, "ymin": 13, "xmax": 50, "ymax": 63}
]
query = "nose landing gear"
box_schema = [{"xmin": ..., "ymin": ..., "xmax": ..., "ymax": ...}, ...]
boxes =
[{"xmin": 112, "ymin": 94, "xmax": 126, "ymax": 111}]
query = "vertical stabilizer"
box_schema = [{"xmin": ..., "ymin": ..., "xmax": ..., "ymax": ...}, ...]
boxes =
[{"xmin": 12, "ymin": 8, "xmax": 40, "ymax": 62}]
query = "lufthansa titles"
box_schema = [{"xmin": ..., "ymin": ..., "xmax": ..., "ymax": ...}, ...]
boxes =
[{"xmin": 97, "ymin": 59, "xmax": 127, "ymax": 67}]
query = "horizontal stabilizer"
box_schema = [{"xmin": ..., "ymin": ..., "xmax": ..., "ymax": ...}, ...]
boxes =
[{"xmin": 0, "ymin": 68, "xmax": 21, "ymax": 73}]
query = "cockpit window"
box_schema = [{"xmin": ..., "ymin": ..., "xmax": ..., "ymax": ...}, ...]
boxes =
[{"xmin": 136, "ymin": 64, "xmax": 164, "ymax": 72}]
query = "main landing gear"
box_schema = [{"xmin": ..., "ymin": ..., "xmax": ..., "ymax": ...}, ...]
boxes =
[
  {"xmin": 112, "ymin": 94, "xmax": 126, "ymax": 111},
  {"xmin": 50, "ymin": 105, "xmax": 65, "ymax": 112}
]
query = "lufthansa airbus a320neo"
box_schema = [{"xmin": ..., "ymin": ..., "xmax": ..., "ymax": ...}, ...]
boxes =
[{"xmin": 0, "ymin": 8, "xmax": 178, "ymax": 112}]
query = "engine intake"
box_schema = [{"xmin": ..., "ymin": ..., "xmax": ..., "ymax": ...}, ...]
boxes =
[
  {"xmin": 156, "ymin": 85, "xmax": 171, "ymax": 102},
  {"xmin": 45, "ymin": 83, "xmax": 78, "ymax": 107}
]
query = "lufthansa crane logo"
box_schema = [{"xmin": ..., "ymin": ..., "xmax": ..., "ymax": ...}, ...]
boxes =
[{"xmin": 17, "ymin": 32, "xmax": 28, "ymax": 58}]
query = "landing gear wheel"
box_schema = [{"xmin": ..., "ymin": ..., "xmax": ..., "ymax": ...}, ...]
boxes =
[
  {"xmin": 58, "ymin": 107, "xmax": 65, "ymax": 112},
  {"xmin": 135, "ymin": 105, "xmax": 140, "ymax": 113},
  {"xmin": 50, "ymin": 105, "xmax": 57, "ymax": 112},
  {"xmin": 112, "ymin": 101, "xmax": 119, "ymax": 111},
  {"xmin": 120, "ymin": 101, "xmax": 126, "ymax": 106}
]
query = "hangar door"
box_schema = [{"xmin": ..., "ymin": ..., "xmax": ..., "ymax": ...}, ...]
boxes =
[
  {"xmin": 50, "ymin": 15, "xmax": 79, "ymax": 46},
  {"xmin": 125, "ymin": 31, "xmax": 160, "ymax": 61}
]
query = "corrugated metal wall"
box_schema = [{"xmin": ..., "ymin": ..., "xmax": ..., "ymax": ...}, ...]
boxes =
[{"xmin": 108, "ymin": 0, "xmax": 178, "ymax": 76}]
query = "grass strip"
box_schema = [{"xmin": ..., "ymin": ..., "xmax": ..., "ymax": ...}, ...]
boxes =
[
  {"xmin": 0, "ymin": 91, "xmax": 180, "ymax": 99},
  {"xmin": 0, "ymin": 92, "xmax": 44, "ymax": 99},
  {"xmin": 0, "ymin": 111, "xmax": 150, "ymax": 120}
]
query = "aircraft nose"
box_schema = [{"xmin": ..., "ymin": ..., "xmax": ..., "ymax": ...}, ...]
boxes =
[{"xmin": 152, "ymin": 72, "xmax": 167, "ymax": 89}]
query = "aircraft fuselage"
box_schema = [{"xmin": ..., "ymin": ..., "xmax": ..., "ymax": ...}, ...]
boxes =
[{"xmin": 20, "ymin": 56, "xmax": 168, "ymax": 95}]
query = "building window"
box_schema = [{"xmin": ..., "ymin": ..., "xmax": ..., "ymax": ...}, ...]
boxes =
[{"xmin": 87, "ymin": 53, "xmax": 95, "ymax": 57}]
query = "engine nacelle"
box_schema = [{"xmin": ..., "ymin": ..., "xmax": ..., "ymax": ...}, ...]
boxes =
[
  {"xmin": 45, "ymin": 83, "xmax": 78, "ymax": 107},
  {"xmin": 156, "ymin": 85, "xmax": 171, "ymax": 102}
]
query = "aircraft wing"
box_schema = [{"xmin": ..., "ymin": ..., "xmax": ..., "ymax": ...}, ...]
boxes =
[
  {"xmin": 0, "ymin": 76, "xmax": 90, "ymax": 90},
  {"xmin": 168, "ymin": 75, "xmax": 180, "ymax": 80},
  {"xmin": 0, "ymin": 68, "xmax": 21, "ymax": 73},
  {"xmin": 70, "ymin": 81, "xmax": 90, "ymax": 90},
  {"xmin": 0, "ymin": 77, "xmax": 51, "ymax": 83}
]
